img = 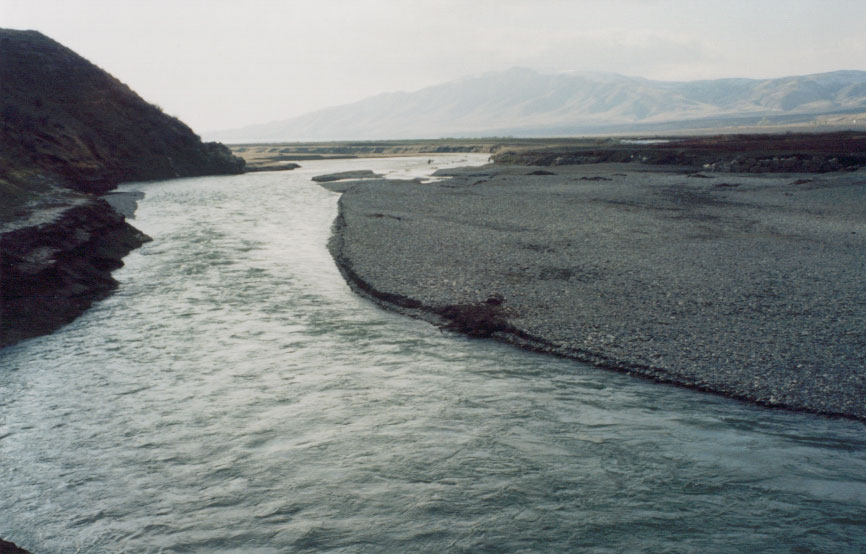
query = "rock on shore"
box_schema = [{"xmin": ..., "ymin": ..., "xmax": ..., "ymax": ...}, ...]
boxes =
[
  {"xmin": 0, "ymin": 538, "xmax": 32, "ymax": 554},
  {"xmin": 312, "ymin": 170, "xmax": 383, "ymax": 182},
  {"xmin": 327, "ymin": 164, "xmax": 866, "ymax": 420},
  {"xmin": 1, "ymin": 197, "xmax": 149, "ymax": 347}
]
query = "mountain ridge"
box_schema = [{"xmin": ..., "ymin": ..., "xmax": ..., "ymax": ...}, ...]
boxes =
[{"xmin": 208, "ymin": 68, "xmax": 866, "ymax": 142}]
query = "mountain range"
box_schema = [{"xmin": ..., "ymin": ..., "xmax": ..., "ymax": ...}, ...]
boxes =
[{"xmin": 208, "ymin": 68, "xmax": 866, "ymax": 142}]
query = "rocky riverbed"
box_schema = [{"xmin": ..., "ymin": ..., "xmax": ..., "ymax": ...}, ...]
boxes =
[{"xmin": 326, "ymin": 163, "xmax": 866, "ymax": 420}]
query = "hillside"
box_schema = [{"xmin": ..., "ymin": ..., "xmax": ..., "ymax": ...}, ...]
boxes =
[
  {"xmin": 0, "ymin": 29, "xmax": 243, "ymax": 200},
  {"xmin": 208, "ymin": 68, "xmax": 866, "ymax": 141},
  {"xmin": 0, "ymin": 28, "xmax": 245, "ymax": 348}
]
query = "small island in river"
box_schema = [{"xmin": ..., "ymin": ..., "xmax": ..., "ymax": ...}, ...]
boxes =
[{"xmin": 321, "ymin": 134, "xmax": 866, "ymax": 421}]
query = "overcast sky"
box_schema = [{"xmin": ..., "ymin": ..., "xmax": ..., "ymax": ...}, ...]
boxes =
[{"xmin": 4, "ymin": 0, "xmax": 866, "ymax": 132}]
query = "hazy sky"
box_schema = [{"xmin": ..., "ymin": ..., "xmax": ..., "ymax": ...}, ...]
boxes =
[{"xmin": 4, "ymin": 0, "xmax": 866, "ymax": 132}]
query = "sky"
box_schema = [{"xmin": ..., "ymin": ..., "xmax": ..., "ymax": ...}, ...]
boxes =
[{"xmin": 3, "ymin": 0, "xmax": 866, "ymax": 133}]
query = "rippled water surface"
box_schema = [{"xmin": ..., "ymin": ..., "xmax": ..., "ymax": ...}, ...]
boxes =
[{"xmin": 2, "ymin": 156, "xmax": 865, "ymax": 553}]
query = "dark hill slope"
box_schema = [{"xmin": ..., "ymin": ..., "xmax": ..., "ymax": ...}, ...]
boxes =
[
  {"xmin": 0, "ymin": 28, "xmax": 243, "ymax": 195},
  {"xmin": 0, "ymin": 29, "xmax": 244, "ymax": 349}
]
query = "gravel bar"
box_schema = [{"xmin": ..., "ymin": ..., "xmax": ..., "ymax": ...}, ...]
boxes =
[{"xmin": 326, "ymin": 164, "xmax": 866, "ymax": 420}]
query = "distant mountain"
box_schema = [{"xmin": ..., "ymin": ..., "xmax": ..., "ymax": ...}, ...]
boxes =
[{"xmin": 208, "ymin": 68, "xmax": 866, "ymax": 142}]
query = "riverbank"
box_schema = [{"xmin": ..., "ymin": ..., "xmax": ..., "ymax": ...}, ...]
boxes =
[
  {"xmin": 325, "ymin": 163, "xmax": 866, "ymax": 420},
  {"xmin": 492, "ymin": 131, "xmax": 866, "ymax": 173},
  {"xmin": 0, "ymin": 195, "xmax": 149, "ymax": 347}
]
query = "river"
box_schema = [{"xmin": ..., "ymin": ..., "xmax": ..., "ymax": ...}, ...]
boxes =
[{"xmin": 1, "ymin": 156, "xmax": 865, "ymax": 553}]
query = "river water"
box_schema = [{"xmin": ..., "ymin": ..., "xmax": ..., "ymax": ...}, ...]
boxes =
[{"xmin": 1, "ymin": 156, "xmax": 865, "ymax": 553}]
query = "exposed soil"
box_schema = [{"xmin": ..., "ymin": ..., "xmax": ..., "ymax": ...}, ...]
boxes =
[{"xmin": 435, "ymin": 296, "xmax": 512, "ymax": 338}]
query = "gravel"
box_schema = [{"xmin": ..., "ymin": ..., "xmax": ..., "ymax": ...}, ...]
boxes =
[
  {"xmin": 312, "ymin": 170, "xmax": 383, "ymax": 182},
  {"xmin": 326, "ymin": 163, "xmax": 866, "ymax": 420}
]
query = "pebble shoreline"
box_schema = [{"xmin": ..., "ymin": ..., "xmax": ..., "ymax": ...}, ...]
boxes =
[{"xmin": 324, "ymin": 164, "xmax": 866, "ymax": 421}]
